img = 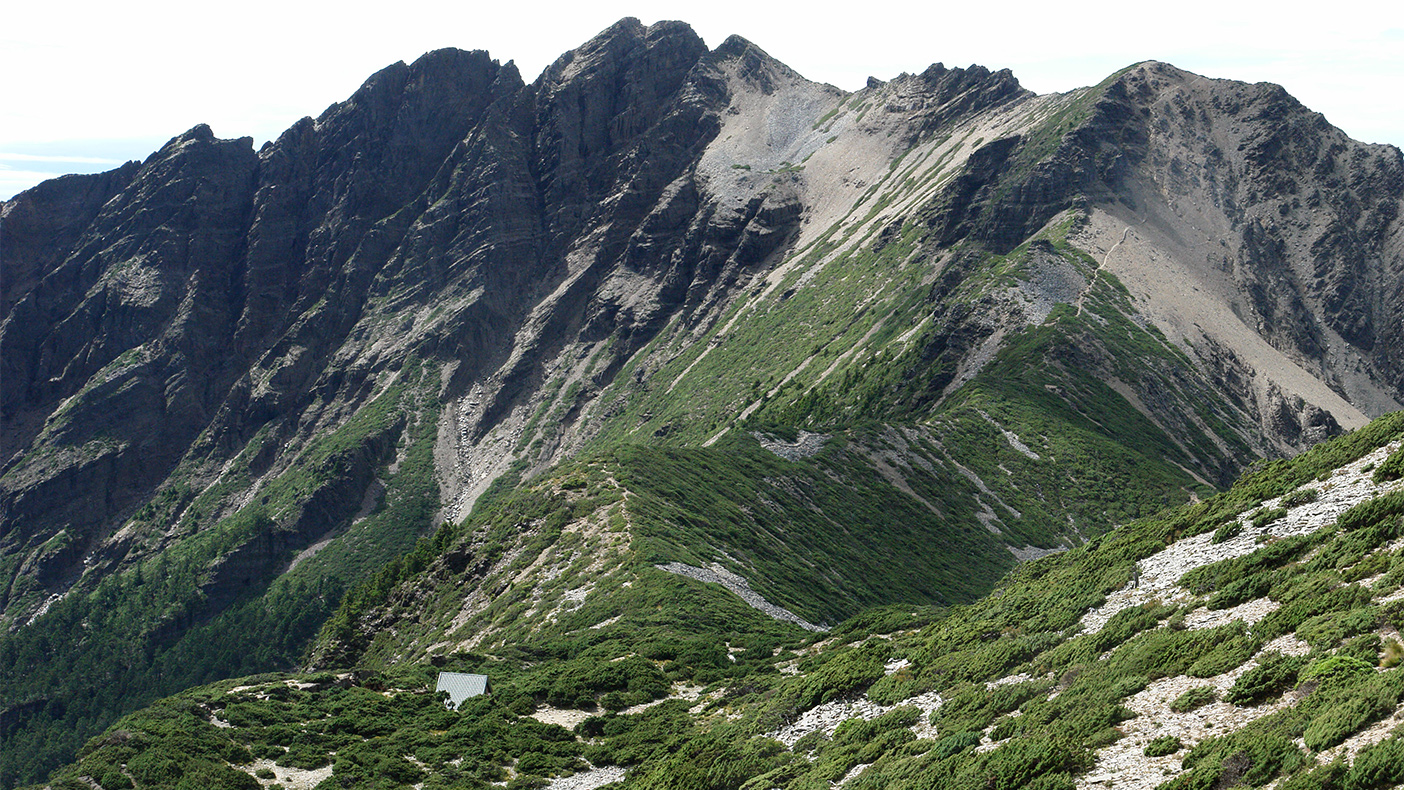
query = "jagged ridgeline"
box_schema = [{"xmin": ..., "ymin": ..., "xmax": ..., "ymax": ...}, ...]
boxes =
[
  {"xmin": 3, "ymin": 15, "xmax": 1404, "ymax": 788},
  {"xmin": 35, "ymin": 406, "xmax": 1404, "ymax": 790}
]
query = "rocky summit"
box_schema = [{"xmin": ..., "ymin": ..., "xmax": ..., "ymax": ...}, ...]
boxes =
[{"xmin": 1, "ymin": 18, "xmax": 1403, "ymax": 789}]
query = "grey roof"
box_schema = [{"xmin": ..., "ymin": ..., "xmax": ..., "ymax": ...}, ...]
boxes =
[{"xmin": 435, "ymin": 672, "xmax": 489, "ymax": 709}]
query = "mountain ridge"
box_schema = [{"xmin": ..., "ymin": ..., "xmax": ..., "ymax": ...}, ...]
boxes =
[{"xmin": 2, "ymin": 18, "xmax": 1404, "ymax": 786}]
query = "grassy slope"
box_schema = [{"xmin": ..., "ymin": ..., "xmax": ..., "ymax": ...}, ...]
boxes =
[
  {"xmin": 315, "ymin": 430, "xmax": 1014, "ymax": 673},
  {"xmin": 37, "ymin": 413, "xmax": 1404, "ymax": 790}
]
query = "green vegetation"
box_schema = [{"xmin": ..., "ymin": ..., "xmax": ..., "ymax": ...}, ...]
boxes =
[
  {"xmin": 1343, "ymin": 737, "xmax": 1404, "ymax": 788},
  {"xmin": 1144, "ymin": 735, "xmax": 1183, "ymax": 757},
  {"xmin": 1225, "ymin": 653, "xmax": 1306, "ymax": 705},
  {"xmin": 48, "ymin": 673, "xmax": 585, "ymax": 790},
  {"xmin": 317, "ymin": 431, "xmax": 1021, "ymax": 676},
  {"xmin": 1251, "ymin": 506, "xmax": 1288, "ymax": 530},
  {"xmin": 1373, "ymin": 446, "xmax": 1404, "ymax": 483},
  {"xmin": 618, "ymin": 411, "xmax": 1404, "ymax": 789},
  {"xmin": 813, "ymin": 104, "xmax": 843, "ymax": 130},
  {"xmin": 11, "ymin": 43, "xmax": 1404, "ymax": 790},
  {"xmin": 1284, "ymin": 487, "xmax": 1320, "ymax": 508},
  {"xmin": 927, "ymin": 678, "xmax": 1052, "ymax": 736},
  {"xmin": 0, "ymin": 365, "xmax": 443, "ymax": 787},
  {"xmin": 610, "ymin": 437, "xmax": 1012, "ymax": 619},
  {"xmin": 32, "ymin": 409, "xmax": 1404, "ymax": 790},
  {"xmin": 1171, "ymin": 686, "xmax": 1217, "ymax": 713},
  {"xmin": 975, "ymin": 63, "xmax": 1143, "ymax": 217},
  {"xmin": 1212, "ymin": 519, "xmax": 1244, "ymax": 544},
  {"xmin": 8, "ymin": 67, "xmax": 1404, "ymax": 788}
]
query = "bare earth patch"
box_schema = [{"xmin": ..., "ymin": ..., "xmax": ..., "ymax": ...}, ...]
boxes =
[{"xmin": 530, "ymin": 706, "xmax": 594, "ymax": 730}]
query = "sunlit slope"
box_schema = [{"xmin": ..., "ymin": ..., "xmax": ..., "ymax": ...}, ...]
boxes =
[{"xmin": 37, "ymin": 412, "xmax": 1404, "ymax": 790}]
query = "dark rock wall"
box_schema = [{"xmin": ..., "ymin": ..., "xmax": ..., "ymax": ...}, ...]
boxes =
[{"xmin": 0, "ymin": 19, "xmax": 755, "ymax": 629}]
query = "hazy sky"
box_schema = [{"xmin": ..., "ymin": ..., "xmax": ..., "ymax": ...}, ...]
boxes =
[{"xmin": 3, "ymin": 0, "xmax": 1401, "ymax": 200}]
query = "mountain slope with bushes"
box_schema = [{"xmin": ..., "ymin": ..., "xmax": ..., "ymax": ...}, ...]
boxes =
[
  {"xmin": 34, "ymin": 411, "xmax": 1404, "ymax": 790},
  {"xmin": 3, "ymin": 17, "xmax": 1404, "ymax": 785}
]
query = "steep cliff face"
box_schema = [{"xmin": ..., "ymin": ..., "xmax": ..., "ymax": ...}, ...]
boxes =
[
  {"xmin": 0, "ymin": 21, "xmax": 729, "ymax": 627},
  {"xmin": 1, "ymin": 127, "xmax": 261, "ymax": 610},
  {"xmin": 2, "ymin": 22, "xmax": 1404, "ymax": 787},
  {"xmin": 1093, "ymin": 63, "xmax": 1404, "ymax": 423},
  {"xmin": 1008, "ymin": 64, "xmax": 1404, "ymax": 442},
  {"xmin": 0, "ymin": 22, "xmax": 808, "ymax": 783}
]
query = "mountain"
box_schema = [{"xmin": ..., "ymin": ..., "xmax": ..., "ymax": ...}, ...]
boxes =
[
  {"xmin": 2, "ymin": 17, "xmax": 1404, "ymax": 786},
  {"xmin": 36, "ymin": 409, "xmax": 1404, "ymax": 790}
]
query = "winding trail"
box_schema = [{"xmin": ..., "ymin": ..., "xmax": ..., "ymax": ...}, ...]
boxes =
[
  {"xmin": 1103, "ymin": 226, "xmax": 1133, "ymax": 266},
  {"xmin": 1074, "ymin": 222, "xmax": 1138, "ymax": 316}
]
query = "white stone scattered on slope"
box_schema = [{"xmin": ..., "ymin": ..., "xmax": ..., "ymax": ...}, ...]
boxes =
[
  {"xmin": 590, "ymin": 614, "xmax": 622, "ymax": 630},
  {"xmin": 243, "ymin": 758, "xmax": 334, "ymax": 790},
  {"xmin": 1079, "ymin": 655, "xmax": 1301, "ymax": 790},
  {"xmin": 1080, "ymin": 440, "xmax": 1404, "ymax": 636},
  {"xmin": 987, "ymin": 673, "xmax": 1034, "ymax": 689},
  {"xmin": 908, "ymin": 691, "xmax": 944, "ymax": 740},
  {"xmin": 1072, "ymin": 440, "xmax": 1404, "ymax": 788},
  {"xmin": 1001, "ymin": 430, "xmax": 1041, "ymax": 460},
  {"xmin": 836, "ymin": 762, "xmax": 872, "ymax": 787},
  {"xmin": 620, "ymin": 684, "xmax": 706, "ymax": 717},
  {"xmin": 1261, "ymin": 633, "xmax": 1312, "ymax": 657},
  {"xmin": 1378, "ymin": 584, "xmax": 1404, "ymax": 605},
  {"xmin": 530, "ymin": 706, "xmax": 593, "ymax": 730},
  {"xmin": 1182, "ymin": 596, "xmax": 1279, "ymax": 631},
  {"xmin": 772, "ymin": 696, "xmax": 892, "ymax": 747},
  {"xmin": 974, "ymin": 708, "xmax": 1029, "ymax": 754},
  {"xmin": 26, "ymin": 593, "xmax": 64, "ymax": 625},
  {"xmin": 655, "ymin": 561, "xmax": 827, "ymax": 632},
  {"xmin": 769, "ymin": 690, "xmax": 943, "ymax": 747},
  {"xmin": 754, "ymin": 430, "xmax": 831, "ymax": 461},
  {"xmin": 545, "ymin": 766, "xmax": 626, "ymax": 790},
  {"xmin": 975, "ymin": 410, "xmax": 1043, "ymax": 461}
]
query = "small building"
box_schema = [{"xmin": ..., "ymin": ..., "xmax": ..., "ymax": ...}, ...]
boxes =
[{"xmin": 435, "ymin": 672, "xmax": 490, "ymax": 710}]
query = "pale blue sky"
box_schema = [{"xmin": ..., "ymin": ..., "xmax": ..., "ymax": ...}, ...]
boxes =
[{"xmin": 3, "ymin": 0, "xmax": 1401, "ymax": 199}]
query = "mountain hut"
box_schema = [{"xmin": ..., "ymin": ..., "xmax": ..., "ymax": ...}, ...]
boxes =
[{"xmin": 435, "ymin": 671, "xmax": 490, "ymax": 710}]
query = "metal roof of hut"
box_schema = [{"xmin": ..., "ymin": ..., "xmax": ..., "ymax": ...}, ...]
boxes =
[{"xmin": 435, "ymin": 672, "xmax": 490, "ymax": 710}]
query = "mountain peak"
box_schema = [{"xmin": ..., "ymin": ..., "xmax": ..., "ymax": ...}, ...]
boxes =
[
  {"xmin": 540, "ymin": 17, "xmax": 705, "ymax": 87},
  {"xmin": 706, "ymin": 31, "xmax": 814, "ymax": 93}
]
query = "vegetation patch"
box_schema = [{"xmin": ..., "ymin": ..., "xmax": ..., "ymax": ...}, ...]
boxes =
[
  {"xmin": 1171, "ymin": 686, "xmax": 1217, "ymax": 713},
  {"xmin": 1225, "ymin": 653, "xmax": 1306, "ymax": 705},
  {"xmin": 1143, "ymin": 735, "xmax": 1182, "ymax": 757},
  {"xmin": 1372, "ymin": 446, "xmax": 1404, "ymax": 483}
]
